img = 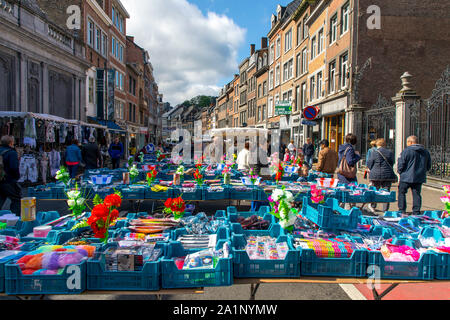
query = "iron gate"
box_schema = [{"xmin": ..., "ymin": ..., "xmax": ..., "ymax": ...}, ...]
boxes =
[
  {"xmin": 410, "ymin": 66, "xmax": 450, "ymax": 180},
  {"xmin": 362, "ymin": 94, "xmax": 396, "ymax": 164}
]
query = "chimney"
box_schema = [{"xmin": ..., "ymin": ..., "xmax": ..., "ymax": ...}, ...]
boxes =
[
  {"xmin": 261, "ymin": 37, "xmax": 268, "ymax": 49},
  {"xmin": 250, "ymin": 44, "xmax": 255, "ymax": 55}
]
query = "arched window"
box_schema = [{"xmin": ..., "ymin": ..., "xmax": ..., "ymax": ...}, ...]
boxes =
[
  {"xmin": 258, "ymin": 57, "xmax": 263, "ymax": 69},
  {"xmin": 263, "ymin": 53, "xmax": 268, "ymax": 66}
]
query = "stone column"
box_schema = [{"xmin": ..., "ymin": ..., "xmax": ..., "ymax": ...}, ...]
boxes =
[
  {"xmin": 19, "ymin": 53, "xmax": 27, "ymax": 112},
  {"xmin": 392, "ymin": 72, "xmax": 421, "ymax": 164},
  {"xmin": 41, "ymin": 62, "xmax": 49, "ymax": 114}
]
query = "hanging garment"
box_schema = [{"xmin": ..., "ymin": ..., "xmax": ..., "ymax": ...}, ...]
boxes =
[
  {"xmin": 18, "ymin": 155, "xmax": 38, "ymax": 183},
  {"xmin": 46, "ymin": 123, "xmax": 56, "ymax": 143},
  {"xmin": 36, "ymin": 120, "xmax": 46, "ymax": 143},
  {"xmin": 89, "ymin": 127, "xmax": 96, "ymax": 141},
  {"xmin": 59, "ymin": 123, "xmax": 68, "ymax": 144},
  {"xmin": 73, "ymin": 125, "xmax": 80, "ymax": 141},
  {"xmin": 23, "ymin": 117, "xmax": 37, "ymax": 148},
  {"xmin": 49, "ymin": 150, "xmax": 61, "ymax": 177},
  {"xmin": 40, "ymin": 152, "xmax": 49, "ymax": 184}
]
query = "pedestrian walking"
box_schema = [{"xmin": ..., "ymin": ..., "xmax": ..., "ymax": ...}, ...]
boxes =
[
  {"xmin": 82, "ymin": 137, "xmax": 101, "ymax": 170},
  {"xmin": 337, "ymin": 134, "xmax": 361, "ymax": 184},
  {"xmin": 397, "ymin": 135, "xmax": 431, "ymax": 215},
  {"xmin": 366, "ymin": 138, "xmax": 398, "ymax": 213},
  {"xmin": 237, "ymin": 142, "xmax": 251, "ymax": 172},
  {"xmin": 364, "ymin": 140, "xmax": 378, "ymax": 179},
  {"xmin": 108, "ymin": 137, "xmax": 124, "ymax": 170},
  {"xmin": 0, "ymin": 136, "xmax": 22, "ymax": 215},
  {"xmin": 314, "ymin": 139, "xmax": 338, "ymax": 175},
  {"xmin": 287, "ymin": 140, "xmax": 296, "ymax": 158},
  {"xmin": 302, "ymin": 138, "xmax": 315, "ymax": 169},
  {"xmin": 65, "ymin": 139, "xmax": 82, "ymax": 179}
]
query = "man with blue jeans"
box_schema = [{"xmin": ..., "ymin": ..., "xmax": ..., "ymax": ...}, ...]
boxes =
[
  {"xmin": 302, "ymin": 138, "xmax": 315, "ymax": 168},
  {"xmin": 0, "ymin": 136, "xmax": 21, "ymax": 215},
  {"xmin": 397, "ymin": 136, "xmax": 431, "ymax": 215}
]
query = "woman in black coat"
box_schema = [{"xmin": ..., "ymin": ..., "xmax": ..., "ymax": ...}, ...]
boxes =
[{"xmin": 366, "ymin": 138, "xmax": 397, "ymax": 213}]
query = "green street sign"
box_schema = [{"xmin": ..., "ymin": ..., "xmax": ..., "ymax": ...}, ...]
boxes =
[{"xmin": 275, "ymin": 101, "xmax": 292, "ymax": 115}]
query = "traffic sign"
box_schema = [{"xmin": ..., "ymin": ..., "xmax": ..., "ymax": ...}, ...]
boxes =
[
  {"xmin": 302, "ymin": 120, "xmax": 319, "ymax": 126},
  {"xmin": 303, "ymin": 106, "xmax": 319, "ymax": 121}
]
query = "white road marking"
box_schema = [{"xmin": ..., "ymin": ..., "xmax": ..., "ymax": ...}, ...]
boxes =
[{"xmin": 339, "ymin": 284, "xmax": 367, "ymax": 300}]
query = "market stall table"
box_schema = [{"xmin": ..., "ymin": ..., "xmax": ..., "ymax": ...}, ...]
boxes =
[{"xmin": 233, "ymin": 278, "xmax": 450, "ymax": 301}]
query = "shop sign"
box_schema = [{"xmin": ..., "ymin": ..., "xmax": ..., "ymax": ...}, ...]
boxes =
[
  {"xmin": 302, "ymin": 120, "xmax": 319, "ymax": 126},
  {"xmin": 275, "ymin": 101, "xmax": 292, "ymax": 116}
]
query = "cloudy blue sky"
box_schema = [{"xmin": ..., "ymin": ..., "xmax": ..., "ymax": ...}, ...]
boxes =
[{"xmin": 122, "ymin": 0, "xmax": 291, "ymax": 106}]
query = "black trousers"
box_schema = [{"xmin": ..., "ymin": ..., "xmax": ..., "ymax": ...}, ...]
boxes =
[
  {"xmin": 0, "ymin": 182, "xmax": 22, "ymax": 215},
  {"xmin": 111, "ymin": 158, "xmax": 120, "ymax": 169},
  {"xmin": 398, "ymin": 182, "xmax": 422, "ymax": 215},
  {"xmin": 370, "ymin": 180, "xmax": 393, "ymax": 212}
]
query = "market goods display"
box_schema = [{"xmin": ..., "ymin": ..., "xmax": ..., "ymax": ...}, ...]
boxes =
[{"xmin": 4, "ymin": 161, "xmax": 449, "ymax": 296}]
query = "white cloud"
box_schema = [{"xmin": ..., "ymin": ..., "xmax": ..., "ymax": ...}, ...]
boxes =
[{"xmin": 122, "ymin": 0, "xmax": 246, "ymax": 105}]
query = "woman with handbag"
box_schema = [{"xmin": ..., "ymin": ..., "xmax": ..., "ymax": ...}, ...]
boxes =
[
  {"xmin": 337, "ymin": 134, "xmax": 361, "ymax": 185},
  {"xmin": 366, "ymin": 138, "xmax": 397, "ymax": 213}
]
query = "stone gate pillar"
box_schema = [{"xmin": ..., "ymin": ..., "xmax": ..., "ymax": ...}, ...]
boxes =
[{"xmin": 392, "ymin": 72, "xmax": 421, "ymax": 164}]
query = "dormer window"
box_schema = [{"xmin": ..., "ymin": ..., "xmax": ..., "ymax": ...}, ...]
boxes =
[
  {"xmin": 271, "ymin": 14, "xmax": 276, "ymax": 28},
  {"xmin": 277, "ymin": 5, "xmax": 282, "ymax": 20}
]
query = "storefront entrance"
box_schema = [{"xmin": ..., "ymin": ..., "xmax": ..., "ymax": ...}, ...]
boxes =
[{"xmin": 325, "ymin": 114, "xmax": 344, "ymax": 153}]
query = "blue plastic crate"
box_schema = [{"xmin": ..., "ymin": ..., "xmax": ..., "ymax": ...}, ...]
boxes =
[
  {"xmin": 171, "ymin": 225, "xmax": 229, "ymax": 242},
  {"xmin": 338, "ymin": 189, "xmax": 374, "ymax": 203},
  {"xmin": 120, "ymin": 187, "xmax": 146, "ymax": 200},
  {"xmin": 435, "ymin": 253, "xmax": 450, "ymax": 280},
  {"xmin": 27, "ymin": 187, "xmax": 36, "ymax": 198},
  {"xmin": 368, "ymin": 251, "xmax": 435, "ymax": 280},
  {"xmin": 371, "ymin": 190, "xmax": 396, "ymax": 203},
  {"xmin": 5, "ymin": 260, "xmax": 87, "ymax": 295},
  {"xmin": 87, "ymin": 242, "xmax": 165, "ymax": 291},
  {"xmin": 422, "ymin": 211, "xmax": 444, "ymax": 221},
  {"xmin": 229, "ymin": 186, "xmax": 257, "ymax": 200},
  {"xmin": 370, "ymin": 225, "xmax": 397, "ymax": 239},
  {"xmin": 297, "ymin": 244, "xmax": 368, "ymax": 278},
  {"xmin": 203, "ymin": 186, "xmax": 230, "ymax": 200},
  {"xmin": 46, "ymin": 229, "xmax": 102, "ymax": 247},
  {"xmin": 419, "ymin": 226, "xmax": 445, "ymax": 242},
  {"xmin": 231, "ymin": 225, "xmax": 300, "ymax": 278},
  {"xmin": 161, "ymin": 241, "xmax": 233, "ymax": 289},
  {"xmin": 443, "ymin": 217, "xmax": 450, "ymax": 228},
  {"xmin": 301, "ymin": 197, "xmax": 361, "ymax": 231},
  {"xmin": 0, "ymin": 252, "xmax": 28, "ymax": 293},
  {"xmin": 145, "ymin": 186, "xmax": 172, "ymax": 200},
  {"xmin": 172, "ymin": 187, "xmax": 203, "ymax": 201}
]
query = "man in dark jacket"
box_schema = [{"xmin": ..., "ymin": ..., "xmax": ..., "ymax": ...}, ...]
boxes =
[
  {"xmin": 397, "ymin": 136, "xmax": 431, "ymax": 215},
  {"xmin": 0, "ymin": 136, "xmax": 22, "ymax": 215},
  {"xmin": 108, "ymin": 137, "xmax": 124, "ymax": 169},
  {"xmin": 302, "ymin": 138, "xmax": 315, "ymax": 168},
  {"xmin": 82, "ymin": 137, "xmax": 101, "ymax": 170}
]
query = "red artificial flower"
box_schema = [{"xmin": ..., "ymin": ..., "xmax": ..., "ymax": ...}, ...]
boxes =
[
  {"xmin": 147, "ymin": 171, "xmax": 155, "ymax": 179},
  {"xmin": 164, "ymin": 198, "xmax": 173, "ymax": 208},
  {"xmin": 91, "ymin": 203, "xmax": 109, "ymax": 218},
  {"xmin": 110, "ymin": 209, "xmax": 119, "ymax": 220},
  {"xmin": 171, "ymin": 197, "xmax": 186, "ymax": 213},
  {"xmin": 104, "ymin": 194, "xmax": 122, "ymax": 208}
]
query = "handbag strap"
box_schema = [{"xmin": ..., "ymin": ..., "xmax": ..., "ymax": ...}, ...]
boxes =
[{"xmin": 375, "ymin": 149, "xmax": 391, "ymax": 166}]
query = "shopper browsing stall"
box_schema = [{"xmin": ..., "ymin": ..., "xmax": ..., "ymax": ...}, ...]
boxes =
[
  {"xmin": 0, "ymin": 135, "xmax": 22, "ymax": 215},
  {"xmin": 65, "ymin": 139, "xmax": 82, "ymax": 179},
  {"xmin": 108, "ymin": 137, "xmax": 124, "ymax": 170}
]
